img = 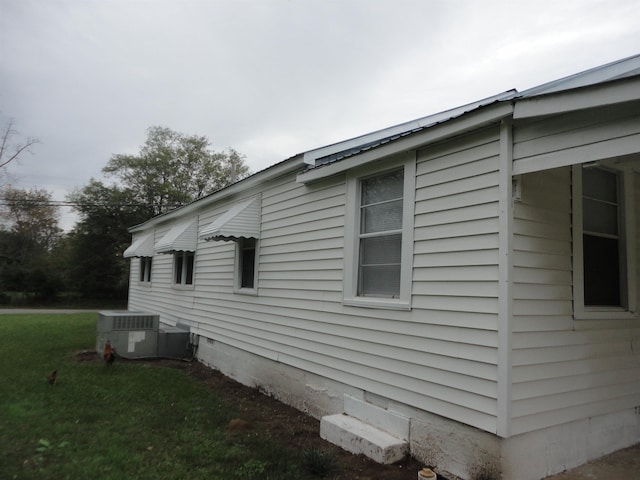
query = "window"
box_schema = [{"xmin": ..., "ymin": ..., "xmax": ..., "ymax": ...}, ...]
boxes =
[
  {"xmin": 174, "ymin": 251, "xmax": 195, "ymax": 285},
  {"xmin": 582, "ymin": 167, "xmax": 623, "ymax": 306},
  {"xmin": 573, "ymin": 165, "xmax": 636, "ymax": 318},
  {"xmin": 358, "ymin": 169, "xmax": 404, "ymax": 297},
  {"xmin": 344, "ymin": 154, "xmax": 415, "ymax": 309},
  {"xmin": 235, "ymin": 238, "xmax": 258, "ymax": 293},
  {"xmin": 139, "ymin": 257, "xmax": 152, "ymax": 283}
]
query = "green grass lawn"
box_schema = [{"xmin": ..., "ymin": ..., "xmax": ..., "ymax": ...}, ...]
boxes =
[{"xmin": 0, "ymin": 313, "xmax": 307, "ymax": 480}]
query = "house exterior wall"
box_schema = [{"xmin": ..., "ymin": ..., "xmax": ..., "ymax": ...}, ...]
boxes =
[
  {"xmin": 125, "ymin": 99, "xmax": 640, "ymax": 478},
  {"xmin": 512, "ymin": 102, "xmax": 640, "ymax": 175},
  {"xmin": 127, "ymin": 126, "xmax": 505, "ymax": 436},
  {"xmin": 503, "ymin": 99, "xmax": 640, "ymax": 477},
  {"xmin": 510, "ymin": 102, "xmax": 640, "ymax": 434}
]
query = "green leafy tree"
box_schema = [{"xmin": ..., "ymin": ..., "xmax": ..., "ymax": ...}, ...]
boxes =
[
  {"xmin": 65, "ymin": 180, "xmax": 152, "ymax": 300},
  {"xmin": 66, "ymin": 127, "xmax": 249, "ymax": 302},
  {"xmin": 0, "ymin": 188, "xmax": 62, "ymax": 302},
  {"xmin": 103, "ymin": 126, "xmax": 250, "ymax": 215}
]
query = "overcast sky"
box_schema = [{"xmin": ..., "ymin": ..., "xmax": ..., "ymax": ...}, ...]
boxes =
[{"xmin": 1, "ymin": 0, "xmax": 639, "ymax": 230}]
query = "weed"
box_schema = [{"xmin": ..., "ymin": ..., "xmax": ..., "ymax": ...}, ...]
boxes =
[
  {"xmin": 239, "ymin": 459, "xmax": 269, "ymax": 476},
  {"xmin": 302, "ymin": 447, "xmax": 338, "ymax": 477}
]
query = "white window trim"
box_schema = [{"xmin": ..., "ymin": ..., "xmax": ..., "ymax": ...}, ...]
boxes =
[
  {"xmin": 234, "ymin": 238, "xmax": 259, "ymax": 296},
  {"xmin": 172, "ymin": 251, "xmax": 196, "ymax": 290},
  {"xmin": 138, "ymin": 256, "xmax": 153, "ymax": 286},
  {"xmin": 572, "ymin": 165, "xmax": 637, "ymax": 320},
  {"xmin": 343, "ymin": 152, "xmax": 415, "ymax": 310}
]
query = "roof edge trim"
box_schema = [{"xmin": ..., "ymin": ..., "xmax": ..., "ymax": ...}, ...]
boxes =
[
  {"xmin": 302, "ymin": 90, "xmax": 517, "ymax": 167},
  {"xmin": 297, "ymin": 102, "xmax": 514, "ymax": 184}
]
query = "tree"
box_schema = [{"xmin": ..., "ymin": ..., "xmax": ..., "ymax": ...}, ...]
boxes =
[
  {"xmin": 0, "ymin": 118, "xmax": 39, "ymax": 185},
  {"xmin": 103, "ymin": 126, "xmax": 250, "ymax": 215},
  {"xmin": 65, "ymin": 180, "xmax": 152, "ymax": 300},
  {"xmin": 0, "ymin": 188, "xmax": 62, "ymax": 301},
  {"xmin": 64, "ymin": 126, "xmax": 249, "ymax": 302},
  {"xmin": 1, "ymin": 187, "xmax": 61, "ymax": 251}
]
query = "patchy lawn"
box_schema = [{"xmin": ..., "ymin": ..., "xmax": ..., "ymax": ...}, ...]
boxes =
[{"xmin": 0, "ymin": 313, "xmax": 432, "ymax": 479}]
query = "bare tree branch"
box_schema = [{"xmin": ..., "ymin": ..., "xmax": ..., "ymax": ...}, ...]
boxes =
[{"xmin": 0, "ymin": 118, "xmax": 39, "ymax": 169}]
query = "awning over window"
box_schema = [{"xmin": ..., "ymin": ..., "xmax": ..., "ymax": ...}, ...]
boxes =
[
  {"xmin": 154, "ymin": 217, "xmax": 198, "ymax": 254},
  {"xmin": 200, "ymin": 196, "xmax": 261, "ymax": 241},
  {"xmin": 123, "ymin": 232, "xmax": 154, "ymax": 258}
]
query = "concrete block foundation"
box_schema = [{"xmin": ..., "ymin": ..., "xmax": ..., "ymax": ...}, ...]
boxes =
[{"xmin": 196, "ymin": 336, "xmax": 640, "ymax": 480}]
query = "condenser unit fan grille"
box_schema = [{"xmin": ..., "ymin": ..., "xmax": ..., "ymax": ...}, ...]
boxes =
[{"xmin": 112, "ymin": 316, "xmax": 157, "ymax": 330}]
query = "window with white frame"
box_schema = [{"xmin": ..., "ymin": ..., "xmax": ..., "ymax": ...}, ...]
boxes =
[
  {"xmin": 359, "ymin": 169, "xmax": 404, "ymax": 297},
  {"xmin": 236, "ymin": 238, "xmax": 258, "ymax": 292},
  {"xmin": 139, "ymin": 257, "xmax": 152, "ymax": 283},
  {"xmin": 174, "ymin": 251, "xmax": 195, "ymax": 285},
  {"xmin": 344, "ymin": 154, "xmax": 415, "ymax": 309},
  {"xmin": 573, "ymin": 165, "xmax": 636, "ymax": 318}
]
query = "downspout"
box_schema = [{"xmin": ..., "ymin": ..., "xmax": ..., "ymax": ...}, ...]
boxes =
[{"xmin": 497, "ymin": 117, "xmax": 514, "ymax": 438}]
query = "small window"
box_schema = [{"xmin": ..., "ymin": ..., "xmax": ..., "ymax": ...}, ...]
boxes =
[
  {"xmin": 240, "ymin": 238, "xmax": 256, "ymax": 289},
  {"xmin": 139, "ymin": 257, "xmax": 152, "ymax": 283},
  {"xmin": 174, "ymin": 251, "xmax": 195, "ymax": 285},
  {"xmin": 236, "ymin": 238, "xmax": 258, "ymax": 293},
  {"xmin": 582, "ymin": 167, "xmax": 622, "ymax": 307}
]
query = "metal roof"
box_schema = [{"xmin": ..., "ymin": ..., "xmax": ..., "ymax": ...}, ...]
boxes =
[
  {"xmin": 304, "ymin": 90, "xmax": 517, "ymax": 167},
  {"xmin": 303, "ymin": 53, "xmax": 640, "ymax": 170},
  {"xmin": 518, "ymin": 53, "xmax": 640, "ymax": 98}
]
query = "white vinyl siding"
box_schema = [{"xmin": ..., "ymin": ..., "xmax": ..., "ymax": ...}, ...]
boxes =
[
  {"xmin": 510, "ymin": 165, "xmax": 640, "ymax": 436},
  {"xmin": 413, "ymin": 126, "xmax": 502, "ymax": 431},
  {"xmin": 513, "ymin": 103, "xmax": 640, "ymax": 174},
  {"xmin": 511, "ymin": 106, "xmax": 640, "ymax": 437},
  {"xmin": 128, "ymin": 127, "xmax": 504, "ymax": 433},
  {"xmin": 512, "ymin": 103, "xmax": 640, "ymax": 175},
  {"xmin": 126, "ymin": 103, "xmax": 639, "ymax": 441}
]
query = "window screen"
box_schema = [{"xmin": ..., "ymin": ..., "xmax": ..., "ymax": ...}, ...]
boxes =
[{"xmin": 358, "ymin": 169, "xmax": 403, "ymax": 297}]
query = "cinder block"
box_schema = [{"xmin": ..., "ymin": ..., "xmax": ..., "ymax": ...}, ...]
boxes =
[
  {"xmin": 344, "ymin": 394, "xmax": 410, "ymax": 440},
  {"xmin": 320, "ymin": 414, "xmax": 408, "ymax": 464}
]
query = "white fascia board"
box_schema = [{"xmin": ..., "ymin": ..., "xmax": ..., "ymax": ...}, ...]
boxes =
[
  {"xmin": 297, "ymin": 102, "xmax": 514, "ymax": 184},
  {"xmin": 512, "ymin": 134, "xmax": 640, "ymax": 176},
  {"xmin": 514, "ymin": 77, "xmax": 640, "ymax": 119}
]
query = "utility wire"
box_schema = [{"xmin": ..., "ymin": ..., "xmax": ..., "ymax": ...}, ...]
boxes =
[{"xmin": 0, "ymin": 200, "xmax": 180, "ymax": 208}]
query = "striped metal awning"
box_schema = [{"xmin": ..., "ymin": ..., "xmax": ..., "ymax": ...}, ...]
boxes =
[
  {"xmin": 154, "ymin": 217, "xmax": 198, "ymax": 253},
  {"xmin": 123, "ymin": 232, "xmax": 154, "ymax": 258},
  {"xmin": 200, "ymin": 196, "xmax": 261, "ymax": 241}
]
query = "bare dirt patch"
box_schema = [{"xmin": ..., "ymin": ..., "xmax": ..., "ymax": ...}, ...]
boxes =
[{"xmin": 75, "ymin": 350, "xmax": 441, "ymax": 479}]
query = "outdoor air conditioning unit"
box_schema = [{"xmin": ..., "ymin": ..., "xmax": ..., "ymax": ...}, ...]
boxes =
[
  {"xmin": 96, "ymin": 311, "xmax": 192, "ymax": 360},
  {"xmin": 96, "ymin": 310, "xmax": 159, "ymax": 359}
]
